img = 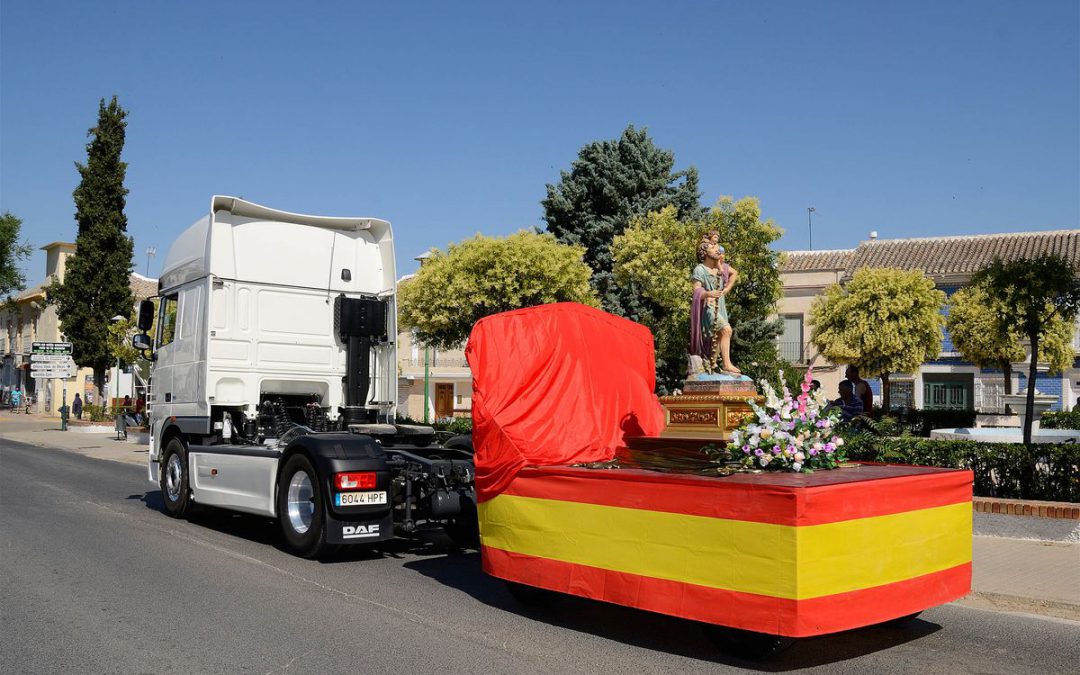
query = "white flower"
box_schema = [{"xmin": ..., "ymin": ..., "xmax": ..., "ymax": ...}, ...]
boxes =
[{"xmin": 792, "ymin": 462, "xmax": 803, "ymax": 472}]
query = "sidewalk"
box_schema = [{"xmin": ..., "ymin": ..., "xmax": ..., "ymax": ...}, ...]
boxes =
[
  {"xmin": 1, "ymin": 414, "xmax": 1077, "ymax": 621},
  {"xmin": 0, "ymin": 412, "xmax": 148, "ymax": 467}
]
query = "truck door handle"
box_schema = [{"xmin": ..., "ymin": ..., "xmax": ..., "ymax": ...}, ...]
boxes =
[{"xmin": 165, "ymin": 393, "xmax": 172, "ymax": 402}]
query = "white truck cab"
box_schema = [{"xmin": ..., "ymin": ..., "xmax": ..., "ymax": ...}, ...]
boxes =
[{"xmin": 137, "ymin": 196, "xmax": 475, "ymax": 557}]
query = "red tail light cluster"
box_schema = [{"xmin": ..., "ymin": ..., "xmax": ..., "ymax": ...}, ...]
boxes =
[{"xmin": 334, "ymin": 471, "xmax": 377, "ymax": 490}]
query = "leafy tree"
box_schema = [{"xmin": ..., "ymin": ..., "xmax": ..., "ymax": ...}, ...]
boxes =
[
  {"xmin": 810, "ymin": 267, "xmax": 946, "ymax": 412},
  {"xmin": 542, "ymin": 125, "xmax": 705, "ymax": 320},
  {"xmin": 399, "ymin": 231, "xmax": 597, "ymax": 350},
  {"xmin": 947, "ymin": 284, "xmax": 1075, "ymax": 411},
  {"xmin": 613, "ymin": 197, "xmax": 785, "ymax": 390},
  {"xmin": 0, "ymin": 212, "xmax": 32, "ymax": 297},
  {"xmin": 48, "ymin": 96, "xmax": 134, "ymax": 399},
  {"xmin": 973, "ymin": 255, "xmax": 1080, "ymax": 444}
]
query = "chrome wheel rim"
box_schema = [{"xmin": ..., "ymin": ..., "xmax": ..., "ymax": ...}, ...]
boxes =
[
  {"xmin": 165, "ymin": 453, "xmax": 183, "ymax": 502},
  {"xmin": 287, "ymin": 471, "xmax": 315, "ymax": 534}
]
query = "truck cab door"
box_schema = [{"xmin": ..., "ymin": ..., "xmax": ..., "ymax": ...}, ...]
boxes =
[{"xmin": 153, "ymin": 293, "xmax": 179, "ymax": 416}]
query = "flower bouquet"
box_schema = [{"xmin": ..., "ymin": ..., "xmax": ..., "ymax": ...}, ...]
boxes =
[{"xmin": 711, "ymin": 369, "xmax": 847, "ymax": 473}]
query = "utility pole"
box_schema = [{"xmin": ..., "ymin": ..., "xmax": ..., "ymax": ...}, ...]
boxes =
[
  {"xmin": 423, "ymin": 345, "xmax": 430, "ymax": 424},
  {"xmin": 807, "ymin": 207, "xmax": 816, "ymax": 250}
]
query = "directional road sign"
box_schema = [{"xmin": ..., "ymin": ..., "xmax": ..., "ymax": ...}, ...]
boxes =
[
  {"xmin": 30, "ymin": 368, "xmax": 76, "ymax": 379},
  {"xmin": 30, "ymin": 354, "xmax": 76, "ymax": 364},
  {"xmin": 31, "ymin": 342, "xmax": 73, "ymax": 356}
]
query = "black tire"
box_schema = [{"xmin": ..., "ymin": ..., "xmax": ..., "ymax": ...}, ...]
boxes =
[
  {"xmin": 444, "ymin": 435, "xmax": 473, "ymax": 454},
  {"xmin": 160, "ymin": 438, "xmax": 192, "ymax": 517},
  {"xmin": 881, "ymin": 611, "xmax": 922, "ymax": 627},
  {"xmin": 505, "ymin": 581, "xmax": 558, "ymax": 607},
  {"xmin": 444, "ymin": 497, "xmax": 480, "ymax": 548},
  {"xmin": 710, "ymin": 626, "xmax": 794, "ymax": 659},
  {"xmin": 276, "ymin": 454, "xmax": 328, "ymax": 559}
]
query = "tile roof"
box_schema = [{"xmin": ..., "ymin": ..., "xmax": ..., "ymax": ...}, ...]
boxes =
[
  {"xmin": 781, "ymin": 230, "xmax": 1080, "ymax": 278},
  {"xmin": 781, "ymin": 249, "xmax": 855, "ymax": 272},
  {"xmin": 847, "ymin": 230, "xmax": 1080, "ymax": 277},
  {"xmin": 129, "ymin": 273, "xmax": 158, "ymax": 299}
]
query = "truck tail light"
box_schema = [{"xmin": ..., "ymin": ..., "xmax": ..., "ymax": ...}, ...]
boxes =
[{"xmin": 334, "ymin": 471, "xmax": 376, "ymax": 490}]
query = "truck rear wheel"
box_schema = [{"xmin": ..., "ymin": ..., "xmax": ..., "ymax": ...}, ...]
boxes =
[
  {"xmin": 277, "ymin": 454, "xmax": 328, "ymax": 559},
  {"xmin": 160, "ymin": 438, "xmax": 192, "ymax": 517}
]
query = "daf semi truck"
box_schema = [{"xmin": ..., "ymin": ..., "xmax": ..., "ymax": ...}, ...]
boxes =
[{"xmin": 133, "ymin": 196, "xmax": 475, "ymax": 558}]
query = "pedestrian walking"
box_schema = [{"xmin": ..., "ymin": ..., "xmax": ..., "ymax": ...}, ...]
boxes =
[
  {"xmin": 10, "ymin": 388, "xmax": 21, "ymax": 413},
  {"xmin": 72, "ymin": 393, "xmax": 83, "ymax": 420}
]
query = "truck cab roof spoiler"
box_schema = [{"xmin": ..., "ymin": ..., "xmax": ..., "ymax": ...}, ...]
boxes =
[{"xmin": 211, "ymin": 195, "xmax": 390, "ymax": 233}]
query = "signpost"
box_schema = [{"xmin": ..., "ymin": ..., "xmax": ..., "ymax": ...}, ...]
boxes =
[{"xmin": 31, "ymin": 342, "xmax": 75, "ymax": 427}]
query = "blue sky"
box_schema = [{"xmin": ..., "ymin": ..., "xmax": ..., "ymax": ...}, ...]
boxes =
[{"xmin": 2, "ymin": 0, "xmax": 1077, "ymax": 283}]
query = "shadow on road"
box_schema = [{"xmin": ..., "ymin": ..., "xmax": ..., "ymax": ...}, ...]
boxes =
[
  {"xmin": 404, "ymin": 554, "xmax": 942, "ymax": 671},
  {"xmin": 127, "ymin": 490, "xmax": 467, "ymax": 562}
]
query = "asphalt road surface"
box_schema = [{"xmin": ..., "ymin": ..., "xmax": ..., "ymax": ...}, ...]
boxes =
[{"xmin": 3, "ymin": 440, "xmax": 1078, "ymax": 675}]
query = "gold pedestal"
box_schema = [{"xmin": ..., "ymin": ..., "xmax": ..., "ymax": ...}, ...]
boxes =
[{"xmin": 659, "ymin": 391, "xmax": 762, "ymax": 440}]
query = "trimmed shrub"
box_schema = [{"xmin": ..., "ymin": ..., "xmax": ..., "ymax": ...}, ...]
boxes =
[
  {"xmin": 871, "ymin": 408, "xmax": 977, "ymax": 437},
  {"xmin": 844, "ymin": 436, "xmax": 1080, "ymax": 502},
  {"xmin": 81, "ymin": 404, "xmax": 111, "ymax": 423},
  {"xmin": 1041, "ymin": 410, "xmax": 1080, "ymax": 430}
]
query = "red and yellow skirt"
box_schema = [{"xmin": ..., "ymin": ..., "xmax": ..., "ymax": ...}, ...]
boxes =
[{"xmin": 479, "ymin": 463, "xmax": 972, "ymax": 637}]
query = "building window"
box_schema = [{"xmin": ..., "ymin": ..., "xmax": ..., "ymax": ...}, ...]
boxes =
[
  {"xmin": 891, "ymin": 381, "xmax": 914, "ymax": 409},
  {"xmin": 924, "ymin": 382, "xmax": 969, "ymax": 410},
  {"xmin": 778, "ymin": 315, "xmax": 804, "ymax": 363}
]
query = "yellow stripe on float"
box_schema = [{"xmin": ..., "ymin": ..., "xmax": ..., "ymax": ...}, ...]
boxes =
[{"xmin": 479, "ymin": 495, "xmax": 971, "ymax": 600}]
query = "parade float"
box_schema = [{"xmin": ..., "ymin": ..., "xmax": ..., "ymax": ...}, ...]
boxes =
[{"xmin": 465, "ymin": 301, "xmax": 972, "ymax": 644}]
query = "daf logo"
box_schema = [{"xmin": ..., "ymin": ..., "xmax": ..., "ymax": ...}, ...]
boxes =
[{"xmin": 342, "ymin": 524, "xmax": 380, "ymax": 539}]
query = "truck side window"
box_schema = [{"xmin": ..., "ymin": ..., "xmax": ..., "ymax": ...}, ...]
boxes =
[{"xmin": 159, "ymin": 294, "xmax": 178, "ymax": 347}]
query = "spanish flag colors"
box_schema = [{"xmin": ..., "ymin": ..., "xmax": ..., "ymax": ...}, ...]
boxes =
[{"xmin": 479, "ymin": 464, "xmax": 972, "ymax": 637}]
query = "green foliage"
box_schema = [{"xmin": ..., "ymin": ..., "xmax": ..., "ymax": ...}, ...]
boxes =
[
  {"xmin": 434, "ymin": 416, "xmax": 473, "ymax": 434},
  {"xmin": 810, "ymin": 267, "xmax": 945, "ymax": 411},
  {"xmin": 48, "ymin": 97, "xmax": 135, "ymax": 397},
  {"xmin": 107, "ymin": 316, "xmax": 139, "ymax": 366},
  {"xmin": 948, "ymin": 283, "xmax": 1074, "ymax": 376},
  {"xmin": 399, "ymin": 231, "xmax": 597, "ymax": 350},
  {"xmin": 1041, "ymin": 410, "xmax": 1080, "ymax": 430},
  {"xmin": 0, "ymin": 212, "xmax": 32, "ymax": 296},
  {"xmin": 861, "ymin": 407, "xmax": 978, "ymax": 437},
  {"xmin": 843, "ymin": 436, "xmax": 1080, "ymax": 502},
  {"xmin": 80, "ymin": 404, "xmax": 111, "ymax": 423},
  {"xmin": 973, "ymin": 255, "xmax": 1080, "ymax": 444},
  {"xmin": 612, "ymin": 197, "xmax": 786, "ymax": 390},
  {"xmin": 542, "ymin": 125, "xmax": 704, "ymax": 320}
]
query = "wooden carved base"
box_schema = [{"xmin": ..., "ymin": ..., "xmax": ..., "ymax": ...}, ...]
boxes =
[{"xmin": 658, "ymin": 391, "xmax": 763, "ymax": 440}]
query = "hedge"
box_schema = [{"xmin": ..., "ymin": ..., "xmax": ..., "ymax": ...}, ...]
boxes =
[
  {"xmin": 871, "ymin": 408, "xmax": 977, "ymax": 437},
  {"xmin": 844, "ymin": 436, "xmax": 1080, "ymax": 503},
  {"xmin": 1041, "ymin": 410, "xmax": 1080, "ymax": 430}
]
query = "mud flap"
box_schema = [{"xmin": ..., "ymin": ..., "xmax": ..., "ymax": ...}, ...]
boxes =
[{"xmin": 326, "ymin": 511, "xmax": 395, "ymax": 545}]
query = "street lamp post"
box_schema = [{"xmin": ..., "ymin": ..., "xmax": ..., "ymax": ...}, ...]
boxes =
[
  {"xmin": 807, "ymin": 207, "xmax": 816, "ymax": 251},
  {"xmin": 110, "ymin": 315, "xmax": 125, "ymax": 410}
]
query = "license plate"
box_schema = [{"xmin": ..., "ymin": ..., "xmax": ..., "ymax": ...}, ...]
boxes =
[{"xmin": 335, "ymin": 491, "xmax": 387, "ymax": 506}]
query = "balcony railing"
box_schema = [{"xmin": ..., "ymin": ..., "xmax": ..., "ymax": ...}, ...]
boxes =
[
  {"xmin": 777, "ymin": 341, "xmax": 815, "ymax": 364},
  {"xmin": 402, "ymin": 355, "xmax": 470, "ymax": 369}
]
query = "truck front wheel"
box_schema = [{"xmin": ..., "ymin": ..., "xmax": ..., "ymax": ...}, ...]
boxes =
[
  {"xmin": 277, "ymin": 454, "xmax": 329, "ymax": 559},
  {"xmin": 160, "ymin": 438, "xmax": 192, "ymax": 517}
]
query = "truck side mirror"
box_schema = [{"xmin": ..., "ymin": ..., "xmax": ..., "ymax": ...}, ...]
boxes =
[
  {"xmin": 137, "ymin": 299, "xmax": 155, "ymax": 332},
  {"xmin": 133, "ymin": 334, "xmax": 152, "ymax": 350}
]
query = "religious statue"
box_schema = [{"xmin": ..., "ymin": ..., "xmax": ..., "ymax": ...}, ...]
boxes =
[{"xmin": 689, "ymin": 231, "xmax": 740, "ymax": 376}]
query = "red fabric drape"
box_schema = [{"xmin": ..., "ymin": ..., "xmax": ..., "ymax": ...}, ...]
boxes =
[{"xmin": 465, "ymin": 303, "xmax": 666, "ymax": 502}]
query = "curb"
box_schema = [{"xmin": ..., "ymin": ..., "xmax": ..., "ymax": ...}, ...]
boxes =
[
  {"xmin": 973, "ymin": 497, "xmax": 1080, "ymax": 520},
  {"xmin": 957, "ymin": 591, "xmax": 1080, "ymax": 622}
]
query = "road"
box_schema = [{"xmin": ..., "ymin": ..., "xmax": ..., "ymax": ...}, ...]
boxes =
[{"xmin": 2, "ymin": 439, "xmax": 1078, "ymax": 675}]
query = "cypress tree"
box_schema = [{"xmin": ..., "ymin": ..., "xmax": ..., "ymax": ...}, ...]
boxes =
[{"xmin": 50, "ymin": 96, "xmax": 134, "ymax": 401}]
